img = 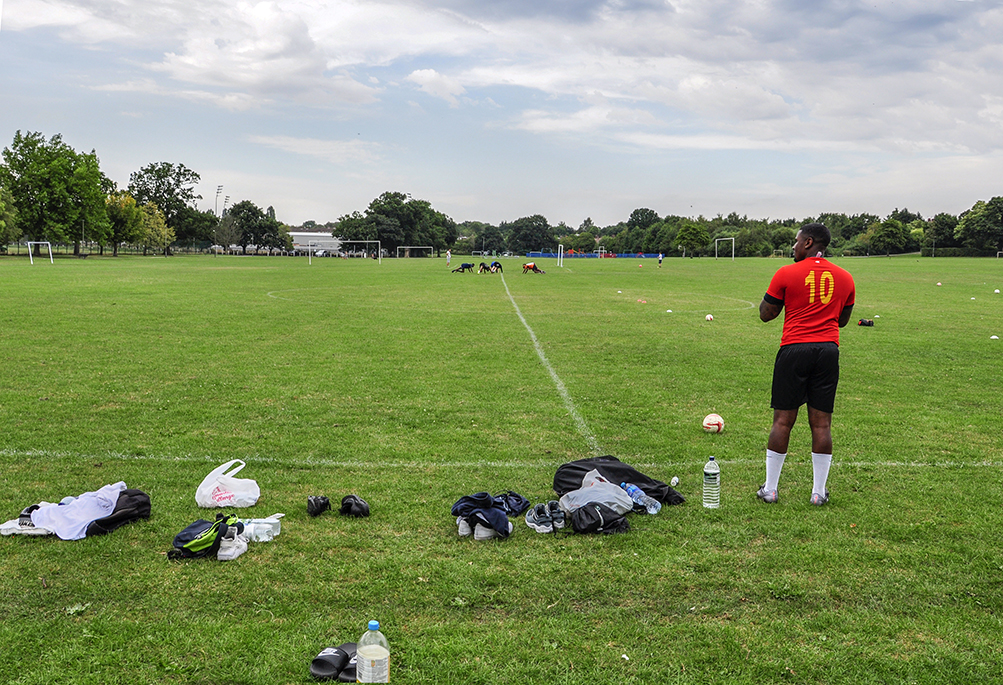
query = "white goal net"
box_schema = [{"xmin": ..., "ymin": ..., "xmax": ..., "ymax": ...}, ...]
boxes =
[{"xmin": 396, "ymin": 246, "xmax": 433, "ymax": 258}]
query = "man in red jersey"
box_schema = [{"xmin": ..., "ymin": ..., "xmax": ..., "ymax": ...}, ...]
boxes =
[{"xmin": 757, "ymin": 223, "xmax": 855, "ymax": 506}]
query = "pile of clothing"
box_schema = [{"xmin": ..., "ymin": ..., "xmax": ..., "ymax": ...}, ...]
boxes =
[
  {"xmin": 1, "ymin": 482, "xmax": 151, "ymax": 540},
  {"xmin": 451, "ymin": 491, "xmax": 530, "ymax": 540}
]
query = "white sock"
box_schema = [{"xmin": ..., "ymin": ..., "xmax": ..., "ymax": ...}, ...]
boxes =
[
  {"xmin": 765, "ymin": 449, "xmax": 786, "ymax": 491},
  {"xmin": 812, "ymin": 452, "xmax": 832, "ymax": 496}
]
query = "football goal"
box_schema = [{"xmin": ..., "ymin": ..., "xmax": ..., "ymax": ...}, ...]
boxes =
[
  {"xmin": 27, "ymin": 241, "xmax": 54, "ymax": 265},
  {"xmin": 715, "ymin": 237, "xmax": 735, "ymax": 261},
  {"xmin": 396, "ymin": 246, "xmax": 433, "ymax": 258},
  {"xmin": 340, "ymin": 240, "xmax": 382, "ymax": 264}
]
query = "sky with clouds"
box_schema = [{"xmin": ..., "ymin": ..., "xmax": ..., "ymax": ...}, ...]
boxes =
[{"xmin": 2, "ymin": 0, "xmax": 1002, "ymax": 228}]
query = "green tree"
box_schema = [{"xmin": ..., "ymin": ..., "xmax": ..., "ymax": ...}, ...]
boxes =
[
  {"xmin": 735, "ymin": 224, "xmax": 771, "ymax": 257},
  {"xmin": 227, "ymin": 200, "xmax": 286, "ymax": 252},
  {"xmin": 504, "ymin": 214, "xmax": 554, "ymax": 254},
  {"xmin": 888, "ymin": 207, "xmax": 923, "ymax": 225},
  {"xmin": 459, "ymin": 221, "xmax": 505, "ymax": 254},
  {"xmin": 628, "ymin": 208, "xmax": 660, "ymax": 231},
  {"xmin": 955, "ymin": 198, "xmax": 1003, "ymax": 253},
  {"xmin": 336, "ymin": 210, "xmax": 375, "ymax": 241},
  {"xmin": 140, "ymin": 203, "xmax": 173, "ymax": 255},
  {"xmin": 0, "ymin": 130, "xmax": 111, "ymax": 254},
  {"xmin": 174, "ymin": 205, "xmax": 220, "ymax": 249},
  {"xmin": 869, "ymin": 218, "xmax": 909, "ymax": 256},
  {"xmin": 926, "ymin": 213, "xmax": 959, "ymax": 250},
  {"xmin": 0, "ymin": 184, "xmax": 21, "ymax": 251},
  {"xmin": 128, "ymin": 162, "xmax": 202, "ymax": 241},
  {"xmin": 571, "ymin": 231, "xmax": 596, "ymax": 253},
  {"xmin": 105, "ymin": 191, "xmax": 144, "ymax": 256},
  {"xmin": 675, "ymin": 221, "xmax": 710, "ymax": 257}
]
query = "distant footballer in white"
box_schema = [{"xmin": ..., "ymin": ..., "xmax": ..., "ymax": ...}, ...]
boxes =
[{"xmin": 702, "ymin": 413, "xmax": 724, "ymax": 433}]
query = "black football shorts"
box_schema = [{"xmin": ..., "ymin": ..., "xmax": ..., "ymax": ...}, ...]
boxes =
[{"xmin": 771, "ymin": 342, "xmax": 840, "ymax": 413}]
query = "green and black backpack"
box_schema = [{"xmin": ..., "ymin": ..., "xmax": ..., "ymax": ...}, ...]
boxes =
[{"xmin": 167, "ymin": 513, "xmax": 240, "ymax": 560}]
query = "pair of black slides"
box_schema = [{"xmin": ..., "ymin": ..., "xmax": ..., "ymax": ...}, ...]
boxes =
[
  {"xmin": 307, "ymin": 494, "xmax": 370, "ymax": 518},
  {"xmin": 310, "ymin": 643, "xmax": 357, "ymax": 681}
]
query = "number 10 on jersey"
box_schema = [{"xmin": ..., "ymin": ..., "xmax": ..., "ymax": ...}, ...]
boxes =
[{"xmin": 805, "ymin": 270, "xmax": 835, "ymax": 304}]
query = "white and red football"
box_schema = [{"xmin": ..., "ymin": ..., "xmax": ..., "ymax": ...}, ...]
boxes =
[{"xmin": 702, "ymin": 413, "xmax": 724, "ymax": 433}]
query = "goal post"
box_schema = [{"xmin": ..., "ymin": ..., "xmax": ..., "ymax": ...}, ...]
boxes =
[
  {"xmin": 558, "ymin": 244, "xmax": 564, "ymax": 267},
  {"xmin": 339, "ymin": 240, "xmax": 382, "ymax": 264},
  {"xmin": 396, "ymin": 246, "xmax": 433, "ymax": 258},
  {"xmin": 27, "ymin": 241, "xmax": 53, "ymax": 265},
  {"xmin": 715, "ymin": 237, "xmax": 735, "ymax": 261}
]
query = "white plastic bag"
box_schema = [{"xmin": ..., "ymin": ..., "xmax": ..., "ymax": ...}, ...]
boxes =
[
  {"xmin": 240, "ymin": 513, "xmax": 284, "ymax": 542},
  {"xmin": 558, "ymin": 469, "xmax": 633, "ymax": 515},
  {"xmin": 195, "ymin": 459, "xmax": 260, "ymax": 508}
]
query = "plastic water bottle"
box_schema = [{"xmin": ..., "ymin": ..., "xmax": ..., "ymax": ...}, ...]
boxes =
[
  {"xmin": 620, "ymin": 482, "xmax": 661, "ymax": 515},
  {"xmin": 357, "ymin": 620, "xmax": 390, "ymax": 682},
  {"xmin": 703, "ymin": 456, "xmax": 720, "ymax": 508}
]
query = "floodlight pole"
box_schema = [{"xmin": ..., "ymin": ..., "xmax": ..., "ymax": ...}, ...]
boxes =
[{"xmin": 215, "ymin": 185, "xmax": 224, "ymax": 216}]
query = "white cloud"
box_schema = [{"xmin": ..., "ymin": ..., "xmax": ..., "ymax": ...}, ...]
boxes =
[
  {"xmin": 248, "ymin": 134, "xmax": 381, "ymax": 165},
  {"xmin": 93, "ymin": 79, "xmax": 262, "ymax": 111},
  {"xmin": 406, "ymin": 68, "xmax": 465, "ymax": 106}
]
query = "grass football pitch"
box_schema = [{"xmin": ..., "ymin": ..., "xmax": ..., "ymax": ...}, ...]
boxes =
[{"xmin": 0, "ymin": 253, "xmax": 1001, "ymax": 684}]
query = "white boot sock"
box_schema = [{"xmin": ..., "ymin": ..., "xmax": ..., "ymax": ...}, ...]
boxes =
[
  {"xmin": 812, "ymin": 452, "xmax": 832, "ymax": 496},
  {"xmin": 765, "ymin": 449, "xmax": 786, "ymax": 491}
]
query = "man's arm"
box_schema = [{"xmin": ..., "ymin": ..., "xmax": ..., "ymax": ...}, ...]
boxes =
[
  {"xmin": 838, "ymin": 303, "xmax": 854, "ymax": 327},
  {"xmin": 760, "ymin": 296, "xmax": 783, "ymax": 322}
]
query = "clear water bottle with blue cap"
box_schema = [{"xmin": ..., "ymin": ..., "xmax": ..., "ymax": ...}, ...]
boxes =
[
  {"xmin": 620, "ymin": 482, "xmax": 661, "ymax": 514},
  {"xmin": 703, "ymin": 456, "xmax": 720, "ymax": 508},
  {"xmin": 357, "ymin": 619, "xmax": 389, "ymax": 682}
]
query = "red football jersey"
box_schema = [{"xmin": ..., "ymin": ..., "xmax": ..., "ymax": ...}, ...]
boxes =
[{"xmin": 766, "ymin": 257, "xmax": 855, "ymax": 346}]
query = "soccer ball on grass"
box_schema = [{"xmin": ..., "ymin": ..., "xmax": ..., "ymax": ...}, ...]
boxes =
[{"xmin": 702, "ymin": 413, "xmax": 724, "ymax": 433}]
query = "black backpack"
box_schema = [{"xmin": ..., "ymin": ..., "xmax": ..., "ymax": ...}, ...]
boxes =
[
  {"xmin": 167, "ymin": 513, "xmax": 239, "ymax": 560},
  {"xmin": 571, "ymin": 502, "xmax": 630, "ymax": 535},
  {"xmin": 85, "ymin": 489, "xmax": 152, "ymax": 537}
]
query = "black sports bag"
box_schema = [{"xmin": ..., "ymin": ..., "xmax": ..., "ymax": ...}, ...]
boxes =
[{"xmin": 553, "ymin": 456, "xmax": 685, "ymax": 505}]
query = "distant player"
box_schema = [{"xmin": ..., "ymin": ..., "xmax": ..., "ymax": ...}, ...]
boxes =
[
  {"xmin": 452, "ymin": 263, "xmax": 474, "ymax": 273},
  {"xmin": 490, "ymin": 261, "xmax": 503, "ymax": 273},
  {"xmin": 757, "ymin": 223, "xmax": 855, "ymax": 507},
  {"xmin": 522, "ymin": 262, "xmax": 545, "ymax": 274},
  {"xmin": 446, "ymin": 249, "xmax": 452, "ymax": 267},
  {"xmin": 658, "ymin": 253, "xmax": 663, "ymax": 268}
]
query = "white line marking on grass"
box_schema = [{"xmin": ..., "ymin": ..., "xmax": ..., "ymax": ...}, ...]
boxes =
[
  {"xmin": 500, "ymin": 274, "xmax": 603, "ymax": 455},
  {"xmin": 3, "ymin": 449, "xmax": 1001, "ymax": 470}
]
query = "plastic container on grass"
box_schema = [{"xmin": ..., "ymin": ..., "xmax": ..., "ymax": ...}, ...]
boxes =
[
  {"xmin": 703, "ymin": 456, "xmax": 720, "ymax": 508},
  {"xmin": 620, "ymin": 482, "xmax": 661, "ymax": 515},
  {"xmin": 357, "ymin": 620, "xmax": 390, "ymax": 682}
]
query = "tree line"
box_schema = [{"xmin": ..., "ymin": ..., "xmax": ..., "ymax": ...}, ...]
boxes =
[
  {"xmin": 444, "ymin": 205, "xmax": 1003, "ymax": 258},
  {"xmin": 0, "ymin": 131, "xmax": 291, "ymax": 256},
  {"xmin": 4, "ymin": 130, "xmax": 1003, "ymax": 258}
]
